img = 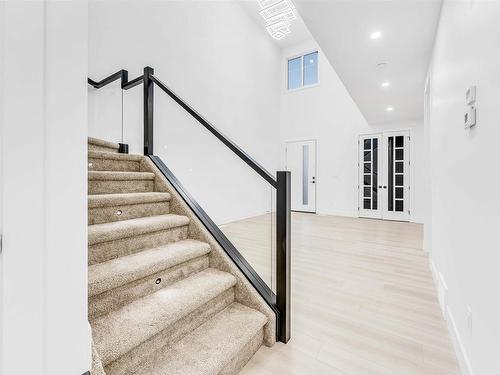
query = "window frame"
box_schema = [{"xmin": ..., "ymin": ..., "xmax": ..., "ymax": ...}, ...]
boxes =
[{"xmin": 285, "ymin": 49, "xmax": 320, "ymax": 92}]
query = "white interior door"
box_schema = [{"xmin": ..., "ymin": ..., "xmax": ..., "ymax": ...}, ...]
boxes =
[
  {"xmin": 381, "ymin": 131, "xmax": 410, "ymax": 221},
  {"xmin": 286, "ymin": 140, "xmax": 317, "ymax": 213},
  {"xmin": 359, "ymin": 131, "xmax": 411, "ymax": 221},
  {"xmin": 358, "ymin": 134, "xmax": 382, "ymax": 218}
]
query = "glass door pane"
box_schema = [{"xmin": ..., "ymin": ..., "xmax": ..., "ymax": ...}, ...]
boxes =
[
  {"xmin": 382, "ymin": 131, "xmax": 410, "ymax": 221},
  {"xmin": 359, "ymin": 135, "xmax": 381, "ymax": 218}
]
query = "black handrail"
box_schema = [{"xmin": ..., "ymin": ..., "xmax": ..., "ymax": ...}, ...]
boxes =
[
  {"xmin": 87, "ymin": 70, "xmax": 127, "ymax": 89},
  {"xmin": 87, "ymin": 69, "xmax": 143, "ymax": 91},
  {"xmin": 150, "ymin": 75, "xmax": 277, "ymax": 188},
  {"xmin": 88, "ymin": 67, "xmax": 290, "ymax": 343},
  {"xmin": 150, "ymin": 156, "xmax": 277, "ymax": 303}
]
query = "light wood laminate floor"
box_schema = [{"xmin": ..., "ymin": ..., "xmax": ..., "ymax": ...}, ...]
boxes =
[{"xmin": 221, "ymin": 213, "xmax": 460, "ymax": 375}]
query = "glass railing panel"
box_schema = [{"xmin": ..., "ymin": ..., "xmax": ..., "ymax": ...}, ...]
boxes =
[
  {"xmin": 88, "ymin": 80, "xmax": 123, "ymax": 146},
  {"xmin": 122, "ymin": 87, "xmax": 143, "ymax": 154},
  {"xmin": 154, "ymin": 93, "xmax": 276, "ymax": 293}
]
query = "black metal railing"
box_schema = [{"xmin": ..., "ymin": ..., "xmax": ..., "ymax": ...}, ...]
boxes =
[{"xmin": 88, "ymin": 67, "xmax": 290, "ymax": 343}]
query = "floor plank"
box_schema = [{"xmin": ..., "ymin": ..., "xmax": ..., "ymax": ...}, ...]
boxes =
[{"xmin": 221, "ymin": 213, "xmax": 460, "ymax": 374}]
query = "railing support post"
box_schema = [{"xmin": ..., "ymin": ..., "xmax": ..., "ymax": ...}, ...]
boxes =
[
  {"xmin": 276, "ymin": 170, "xmax": 291, "ymax": 343},
  {"xmin": 143, "ymin": 66, "xmax": 154, "ymax": 155},
  {"xmin": 120, "ymin": 70, "xmax": 129, "ymax": 89}
]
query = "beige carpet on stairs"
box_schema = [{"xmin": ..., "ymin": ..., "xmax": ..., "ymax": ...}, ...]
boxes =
[{"xmin": 87, "ymin": 137, "xmax": 275, "ymax": 375}]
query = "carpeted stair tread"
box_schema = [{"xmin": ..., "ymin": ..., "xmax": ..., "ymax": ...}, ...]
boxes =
[
  {"xmin": 88, "ymin": 192, "xmax": 171, "ymax": 208},
  {"xmin": 88, "ymin": 137, "xmax": 120, "ymax": 152},
  {"xmin": 91, "ymin": 268, "xmax": 237, "ymax": 365},
  {"xmin": 137, "ymin": 302, "xmax": 267, "ymax": 375},
  {"xmin": 88, "ymin": 214, "xmax": 190, "ymax": 246},
  {"xmin": 88, "ymin": 170, "xmax": 155, "ymax": 181},
  {"xmin": 89, "ymin": 239, "xmax": 211, "ymax": 297},
  {"xmin": 88, "ymin": 150, "xmax": 143, "ymax": 161}
]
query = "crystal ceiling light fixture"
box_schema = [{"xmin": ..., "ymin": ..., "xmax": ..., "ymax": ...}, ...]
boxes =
[{"xmin": 257, "ymin": 0, "xmax": 297, "ymax": 40}]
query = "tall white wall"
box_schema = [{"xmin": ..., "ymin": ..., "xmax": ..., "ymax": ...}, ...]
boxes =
[
  {"xmin": 280, "ymin": 40, "xmax": 425, "ymax": 221},
  {"xmin": 0, "ymin": 2, "xmax": 5, "ymax": 370},
  {"xmin": 280, "ymin": 40, "xmax": 369, "ymax": 217},
  {"xmin": 0, "ymin": 2, "xmax": 90, "ymax": 374},
  {"xmin": 89, "ymin": 0, "xmax": 282, "ymax": 224},
  {"xmin": 426, "ymin": 2, "xmax": 500, "ymax": 374}
]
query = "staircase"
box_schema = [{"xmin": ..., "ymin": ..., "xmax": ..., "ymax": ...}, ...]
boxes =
[{"xmin": 87, "ymin": 137, "xmax": 275, "ymax": 375}]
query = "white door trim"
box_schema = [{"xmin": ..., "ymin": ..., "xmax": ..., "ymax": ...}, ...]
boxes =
[
  {"xmin": 382, "ymin": 130, "xmax": 411, "ymax": 222},
  {"xmin": 358, "ymin": 133, "xmax": 382, "ymax": 219},
  {"xmin": 285, "ymin": 139, "xmax": 317, "ymax": 213},
  {"xmin": 358, "ymin": 129, "xmax": 413, "ymax": 222}
]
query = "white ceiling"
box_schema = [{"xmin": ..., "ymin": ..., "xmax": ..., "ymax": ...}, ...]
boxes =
[
  {"xmin": 240, "ymin": 0, "xmax": 443, "ymax": 125},
  {"xmin": 293, "ymin": 0, "xmax": 443, "ymax": 124}
]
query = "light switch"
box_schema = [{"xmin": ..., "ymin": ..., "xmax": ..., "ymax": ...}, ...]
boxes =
[
  {"xmin": 466, "ymin": 86, "xmax": 476, "ymax": 105},
  {"xmin": 464, "ymin": 106, "xmax": 476, "ymax": 128},
  {"xmin": 465, "ymin": 86, "xmax": 477, "ymax": 128}
]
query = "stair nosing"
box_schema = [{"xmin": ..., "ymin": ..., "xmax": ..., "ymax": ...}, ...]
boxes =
[
  {"xmin": 138, "ymin": 302, "xmax": 267, "ymax": 375},
  {"xmin": 88, "ymin": 192, "xmax": 171, "ymax": 208},
  {"xmin": 88, "ymin": 150, "xmax": 143, "ymax": 162},
  {"xmin": 88, "ymin": 170, "xmax": 155, "ymax": 181},
  {"xmin": 88, "ymin": 137, "xmax": 119, "ymax": 149},
  {"xmin": 88, "ymin": 214, "xmax": 190, "ymax": 245},
  {"xmin": 91, "ymin": 268, "xmax": 237, "ymax": 365},
  {"xmin": 88, "ymin": 239, "xmax": 211, "ymax": 296}
]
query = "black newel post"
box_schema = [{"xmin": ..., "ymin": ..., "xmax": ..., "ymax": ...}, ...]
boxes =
[
  {"xmin": 276, "ymin": 170, "xmax": 291, "ymax": 343},
  {"xmin": 143, "ymin": 66, "xmax": 154, "ymax": 155}
]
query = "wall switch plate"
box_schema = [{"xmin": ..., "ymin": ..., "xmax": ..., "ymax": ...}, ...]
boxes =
[
  {"xmin": 464, "ymin": 106, "xmax": 476, "ymax": 128},
  {"xmin": 466, "ymin": 86, "xmax": 476, "ymax": 105}
]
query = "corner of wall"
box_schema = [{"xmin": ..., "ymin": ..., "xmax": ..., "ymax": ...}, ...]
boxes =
[
  {"xmin": 446, "ymin": 304, "xmax": 475, "ymax": 375},
  {"xmin": 428, "ymin": 254, "xmax": 474, "ymax": 375}
]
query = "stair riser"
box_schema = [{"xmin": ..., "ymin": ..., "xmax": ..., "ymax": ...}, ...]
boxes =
[
  {"xmin": 220, "ymin": 329, "xmax": 264, "ymax": 375},
  {"xmin": 89, "ymin": 256, "xmax": 209, "ymax": 319},
  {"xmin": 88, "ymin": 144, "xmax": 119, "ymax": 153},
  {"xmin": 88, "ymin": 201, "xmax": 170, "ymax": 225},
  {"xmin": 89, "ymin": 226, "xmax": 189, "ymax": 265},
  {"xmin": 88, "ymin": 157, "xmax": 140, "ymax": 172},
  {"xmin": 89, "ymin": 180, "xmax": 154, "ymax": 194},
  {"xmin": 104, "ymin": 288, "xmax": 235, "ymax": 374}
]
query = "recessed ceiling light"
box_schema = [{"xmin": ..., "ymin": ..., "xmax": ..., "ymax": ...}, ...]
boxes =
[
  {"xmin": 381, "ymin": 81, "xmax": 390, "ymax": 88},
  {"xmin": 386, "ymin": 106, "xmax": 394, "ymax": 112},
  {"xmin": 371, "ymin": 31, "xmax": 382, "ymax": 39}
]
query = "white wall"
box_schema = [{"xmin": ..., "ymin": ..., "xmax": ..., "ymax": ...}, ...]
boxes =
[
  {"xmin": 89, "ymin": 3, "xmax": 427, "ymax": 225},
  {"xmin": 280, "ymin": 39, "xmax": 425, "ymax": 221},
  {"xmin": 426, "ymin": 1, "xmax": 500, "ymax": 374},
  {"xmin": 0, "ymin": 1, "xmax": 4, "ymax": 370},
  {"xmin": 89, "ymin": 0, "xmax": 282, "ymax": 224},
  {"xmin": 0, "ymin": 2, "xmax": 90, "ymax": 374},
  {"xmin": 280, "ymin": 40, "xmax": 369, "ymax": 217}
]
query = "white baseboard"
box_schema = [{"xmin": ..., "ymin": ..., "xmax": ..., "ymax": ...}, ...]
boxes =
[
  {"xmin": 317, "ymin": 209, "xmax": 358, "ymax": 218},
  {"xmin": 429, "ymin": 258, "xmax": 439, "ymax": 284},
  {"xmin": 429, "ymin": 257, "xmax": 473, "ymax": 375},
  {"xmin": 446, "ymin": 305, "xmax": 474, "ymax": 375},
  {"xmin": 411, "ymin": 214, "xmax": 425, "ymax": 223}
]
